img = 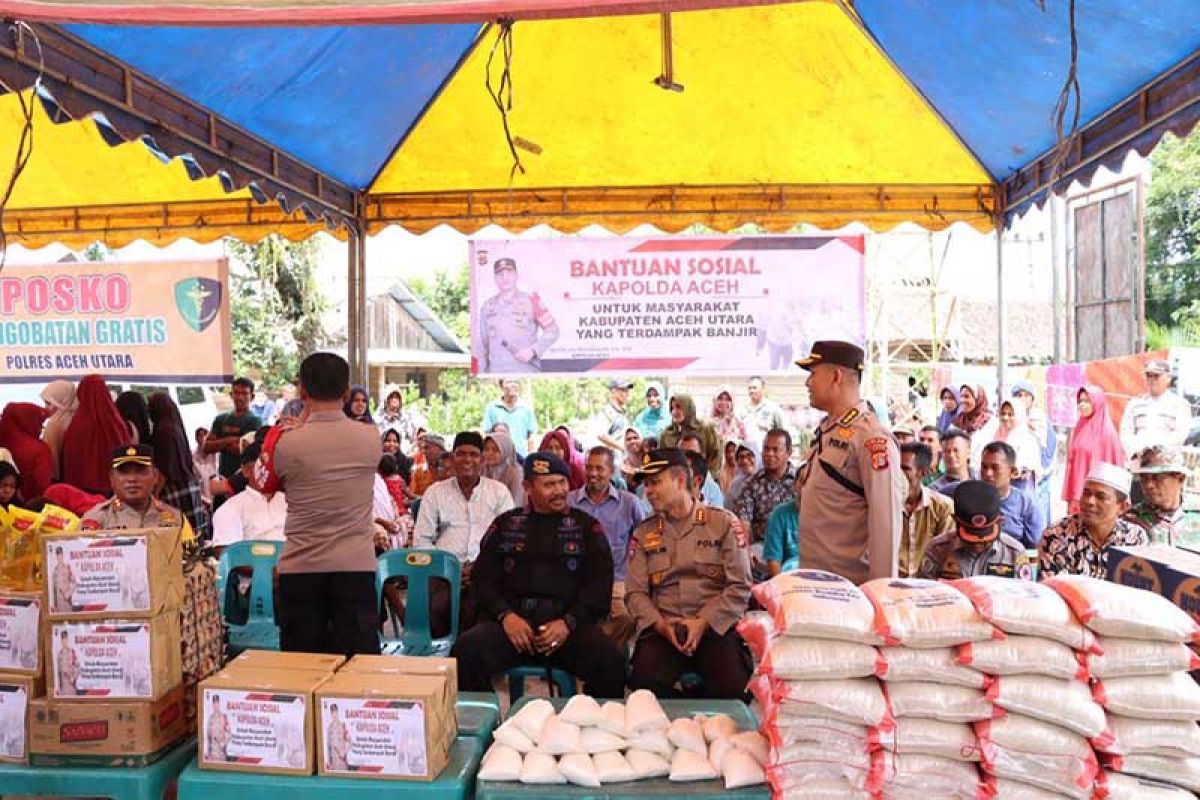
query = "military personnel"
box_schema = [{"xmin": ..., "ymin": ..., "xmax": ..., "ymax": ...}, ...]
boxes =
[
  {"xmin": 80, "ymin": 444, "xmax": 196, "ymax": 541},
  {"xmin": 451, "ymin": 452, "xmax": 625, "ymax": 697},
  {"xmin": 50, "ymin": 546, "xmax": 75, "ymax": 613},
  {"xmin": 478, "ymin": 257, "xmax": 560, "ymax": 373},
  {"xmin": 795, "ymin": 341, "xmax": 905, "ymax": 584},
  {"xmin": 1126, "ymin": 445, "xmax": 1200, "ymax": 548},
  {"xmin": 916, "ymin": 480, "xmax": 1025, "ymax": 580},
  {"xmin": 626, "ymin": 449, "xmax": 753, "ymax": 699}
]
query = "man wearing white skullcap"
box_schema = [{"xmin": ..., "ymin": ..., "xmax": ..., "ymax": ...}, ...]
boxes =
[{"xmin": 1038, "ymin": 462, "xmax": 1147, "ymax": 579}]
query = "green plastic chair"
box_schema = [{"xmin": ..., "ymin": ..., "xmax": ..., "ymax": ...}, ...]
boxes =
[
  {"xmin": 506, "ymin": 665, "xmax": 577, "ymax": 704},
  {"xmin": 216, "ymin": 540, "xmax": 282, "ymax": 655},
  {"xmin": 376, "ymin": 548, "xmax": 461, "ymax": 656}
]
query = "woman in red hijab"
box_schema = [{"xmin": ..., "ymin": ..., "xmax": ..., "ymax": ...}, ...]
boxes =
[
  {"xmin": 61, "ymin": 375, "xmax": 132, "ymax": 495},
  {"xmin": 952, "ymin": 384, "xmax": 993, "ymax": 434},
  {"xmin": 0, "ymin": 403, "xmax": 51, "ymax": 500},
  {"xmin": 1062, "ymin": 384, "xmax": 1125, "ymax": 513},
  {"xmin": 538, "ymin": 428, "xmax": 586, "ymax": 490}
]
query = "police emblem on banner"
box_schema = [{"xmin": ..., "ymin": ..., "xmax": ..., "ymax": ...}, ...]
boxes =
[{"xmin": 174, "ymin": 277, "xmax": 222, "ymax": 332}]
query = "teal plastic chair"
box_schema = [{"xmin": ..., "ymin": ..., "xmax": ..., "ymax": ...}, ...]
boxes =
[
  {"xmin": 376, "ymin": 548, "xmax": 461, "ymax": 656},
  {"xmin": 506, "ymin": 665, "xmax": 577, "ymax": 704},
  {"xmin": 216, "ymin": 540, "xmax": 282, "ymax": 655}
]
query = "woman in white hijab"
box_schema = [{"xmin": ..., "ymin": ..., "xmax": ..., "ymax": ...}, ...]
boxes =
[
  {"xmin": 483, "ymin": 430, "xmax": 525, "ymax": 506},
  {"xmin": 40, "ymin": 380, "xmax": 78, "ymax": 481}
]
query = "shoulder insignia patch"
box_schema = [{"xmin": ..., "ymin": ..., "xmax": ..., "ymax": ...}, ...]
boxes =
[
  {"xmin": 837, "ymin": 408, "xmax": 860, "ymax": 427},
  {"xmin": 865, "ymin": 436, "xmax": 891, "ymax": 471},
  {"xmin": 835, "ymin": 427, "xmax": 856, "ymax": 441},
  {"xmin": 730, "ymin": 517, "xmax": 749, "ymax": 549}
]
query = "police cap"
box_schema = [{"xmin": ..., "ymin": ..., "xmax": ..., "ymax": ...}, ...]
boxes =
[
  {"xmin": 636, "ymin": 448, "xmax": 689, "ymax": 475},
  {"xmin": 111, "ymin": 443, "xmax": 154, "ymax": 470},
  {"xmin": 795, "ymin": 340, "xmax": 865, "ymax": 372},
  {"xmin": 953, "ymin": 480, "xmax": 1001, "ymax": 543},
  {"xmin": 493, "ymin": 257, "xmax": 518, "ymax": 274},
  {"xmin": 524, "ymin": 451, "xmax": 571, "ymax": 481}
]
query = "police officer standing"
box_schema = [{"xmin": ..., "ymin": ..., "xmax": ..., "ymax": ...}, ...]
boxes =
[
  {"xmin": 626, "ymin": 449, "xmax": 752, "ymax": 699},
  {"xmin": 452, "ymin": 452, "xmax": 625, "ymax": 697},
  {"xmin": 795, "ymin": 341, "xmax": 904, "ymax": 583},
  {"xmin": 81, "ymin": 444, "xmax": 196, "ymax": 540},
  {"xmin": 478, "ymin": 257, "xmax": 560, "ymax": 373}
]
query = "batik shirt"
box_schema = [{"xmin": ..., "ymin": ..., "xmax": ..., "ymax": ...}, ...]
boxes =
[{"xmin": 1038, "ymin": 514, "xmax": 1148, "ymax": 579}]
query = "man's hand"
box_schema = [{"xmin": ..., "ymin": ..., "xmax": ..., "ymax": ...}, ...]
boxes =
[
  {"xmin": 515, "ymin": 347, "xmax": 536, "ymax": 364},
  {"xmin": 654, "ymin": 619, "xmax": 684, "ymax": 653},
  {"xmin": 501, "ymin": 613, "xmax": 535, "ymax": 655},
  {"xmin": 534, "ymin": 619, "xmax": 571, "ymax": 655},
  {"xmin": 677, "ymin": 617, "xmax": 708, "ymax": 656},
  {"xmin": 461, "ymin": 561, "xmax": 474, "ymax": 588}
]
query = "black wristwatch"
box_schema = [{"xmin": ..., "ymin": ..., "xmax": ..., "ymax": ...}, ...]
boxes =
[{"xmin": 563, "ymin": 613, "xmax": 578, "ymax": 632}]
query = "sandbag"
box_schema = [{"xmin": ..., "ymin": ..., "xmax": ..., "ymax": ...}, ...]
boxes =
[
  {"xmin": 627, "ymin": 748, "xmax": 671, "ymax": 779},
  {"xmin": 558, "ymin": 753, "xmax": 601, "ymax": 787},
  {"xmin": 729, "ymin": 730, "xmax": 770, "ymax": 766},
  {"xmin": 987, "ymin": 777, "xmax": 1078, "ymax": 799},
  {"xmin": 520, "ymin": 751, "xmax": 566, "ymax": 784},
  {"xmin": 1094, "ymin": 672, "xmax": 1200, "ymax": 721},
  {"xmin": 886, "ymin": 681, "xmax": 993, "ymax": 723},
  {"xmin": 667, "ymin": 717, "xmax": 706, "ymax": 755},
  {"xmin": 772, "ymin": 677, "xmax": 892, "ymax": 727},
  {"xmin": 956, "ymin": 635, "xmax": 1086, "ymax": 681},
  {"xmin": 1088, "ymin": 637, "xmax": 1200, "ymax": 679},
  {"xmin": 1100, "ymin": 715, "xmax": 1200, "ymax": 758},
  {"xmin": 670, "ymin": 747, "xmax": 720, "ymax": 782},
  {"xmin": 534, "ymin": 715, "xmax": 583, "ymax": 755},
  {"xmin": 579, "ymin": 726, "xmax": 627, "ymax": 754},
  {"xmin": 559, "ymin": 694, "xmax": 605, "ymax": 727},
  {"xmin": 1046, "ymin": 575, "xmax": 1200, "ymax": 643},
  {"xmin": 981, "ymin": 744, "xmax": 1096, "ymax": 800},
  {"xmin": 625, "ymin": 728, "xmax": 673, "ymax": 758},
  {"xmin": 1101, "ymin": 753, "xmax": 1200, "ymax": 792},
  {"xmin": 1098, "ymin": 769, "xmax": 1200, "ymax": 799},
  {"xmin": 890, "ymin": 717, "xmax": 980, "ymax": 761},
  {"xmin": 510, "ymin": 698, "xmax": 556, "ymax": 739},
  {"xmin": 494, "ymin": 720, "xmax": 535, "ymax": 752},
  {"xmin": 878, "ymin": 646, "xmax": 987, "ymax": 688},
  {"xmin": 954, "ymin": 575, "xmax": 1098, "ymax": 652},
  {"xmin": 987, "ymin": 676, "xmax": 1108, "ymax": 738},
  {"xmin": 598, "ymin": 701, "xmax": 626, "ymax": 735},
  {"xmin": 862, "ymin": 578, "xmax": 997, "ymax": 648},
  {"xmin": 625, "ymin": 689, "xmax": 670, "ymax": 735},
  {"xmin": 593, "ymin": 750, "xmax": 638, "ymax": 783},
  {"xmin": 478, "ymin": 743, "xmax": 523, "ymax": 781},
  {"xmin": 723, "ymin": 747, "xmax": 767, "ymax": 789},
  {"xmin": 702, "ymin": 713, "xmax": 737, "ymax": 743},
  {"xmin": 751, "ymin": 569, "xmax": 881, "ymax": 643}
]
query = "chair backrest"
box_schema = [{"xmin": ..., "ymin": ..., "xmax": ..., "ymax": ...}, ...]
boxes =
[
  {"xmin": 217, "ymin": 540, "xmax": 282, "ymax": 625},
  {"xmin": 376, "ymin": 549, "xmax": 462, "ymax": 649}
]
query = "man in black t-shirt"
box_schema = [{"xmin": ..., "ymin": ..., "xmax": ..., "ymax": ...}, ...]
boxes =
[{"xmin": 204, "ymin": 377, "xmax": 263, "ymax": 478}]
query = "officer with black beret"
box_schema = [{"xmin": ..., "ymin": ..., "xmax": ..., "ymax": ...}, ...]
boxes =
[
  {"xmin": 451, "ymin": 451, "xmax": 625, "ymax": 697},
  {"xmin": 916, "ymin": 480, "xmax": 1025, "ymax": 580}
]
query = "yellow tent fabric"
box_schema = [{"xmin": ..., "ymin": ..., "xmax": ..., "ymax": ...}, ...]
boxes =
[{"xmin": 369, "ymin": 3, "xmax": 996, "ymax": 233}]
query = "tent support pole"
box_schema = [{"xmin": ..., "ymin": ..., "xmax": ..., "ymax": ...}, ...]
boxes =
[
  {"xmin": 355, "ymin": 221, "xmax": 369, "ymax": 387},
  {"xmin": 346, "ymin": 219, "xmax": 367, "ymax": 386},
  {"xmin": 996, "ymin": 228, "xmax": 1007, "ymax": 397}
]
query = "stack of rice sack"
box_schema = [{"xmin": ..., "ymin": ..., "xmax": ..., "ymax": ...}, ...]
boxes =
[{"xmin": 476, "ymin": 691, "xmax": 768, "ymax": 789}]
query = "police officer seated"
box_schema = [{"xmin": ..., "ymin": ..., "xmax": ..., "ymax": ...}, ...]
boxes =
[
  {"xmin": 450, "ymin": 452, "xmax": 625, "ymax": 698},
  {"xmin": 916, "ymin": 480, "xmax": 1024, "ymax": 580},
  {"xmin": 81, "ymin": 444, "xmax": 196, "ymax": 541},
  {"xmin": 626, "ymin": 449, "xmax": 753, "ymax": 699}
]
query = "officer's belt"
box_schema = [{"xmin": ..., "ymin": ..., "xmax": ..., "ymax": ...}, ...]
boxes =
[{"xmin": 819, "ymin": 459, "xmax": 865, "ymax": 498}]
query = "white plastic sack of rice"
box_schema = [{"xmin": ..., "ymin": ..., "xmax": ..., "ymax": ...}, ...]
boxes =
[
  {"xmin": 772, "ymin": 740, "xmax": 875, "ymax": 774},
  {"xmin": 558, "ymin": 753, "xmax": 601, "ymax": 788},
  {"xmin": 766, "ymin": 715, "xmax": 873, "ymax": 758},
  {"xmin": 1100, "ymin": 715, "xmax": 1200, "ymax": 758},
  {"xmin": 509, "ymin": 698, "xmax": 556, "ymax": 739},
  {"xmin": 534, "ymin": 715, "xmax": 583, "ymax": 755},
  {"xmin": 956, "ymin": 635, "xmax": 1086, "ymax": 681},
  {"xmin": 740, "ymin": 615, "xmax": 881, "ymax": 680},
  {"xmin": 862, "ymin": 578, "xmax": 997, "ymax": 648},
  {"xmin": 976, "ymin": 714, "xmax": 1097, "ymax": 763},
  {"xmin": 773, "ymin": 677, "xmax": 891, "ymax": 726},
  {"xmin": 986, "ymin": 675, "xmax": 1108, "ymax": 738},
  {"xmin": 767, "ymin": 770, "xmax": 873, "ymax": 799},
  {"xmin": 751, "ymin": 569, "xmax": 881, "ymax": 643},
  {"xmin": 889, "ymin": 717, "xmax": 980, "ymax": 761},
  {"xmin": 579, "ymin": 726, "xmax": 627, "ymax": 754},
  {"xmin": 886, "ymin": 681, "xmax": 993, "ymax": 723},
  {"xmin": 870, "ymin": 752, "xmax": 984, "ymax": 799},
  {"xmin": 669, "ymin": 747, "xmax": 719, "ymax": 782},
  {"xmin": 1046, "ymin": 575, "xmax": 1200, "ymax": 643},
  {"xmin": 559, "ymin": 694, "xmax": 605, "ymax": 727},
  {"xmin": 987, "ymin": 777, "xmax": 1077, "ymax": 799},
  {"xmin": 598, "ymin": 700, "xmax": 625, "ymax": 735},
  {"xmin": 1094, "ymin": 672, "xmax": 1200, "ymax": 721},
  {"xmin": 878, "ymin": 646, "xmax": 987, "ymax": 688},
  {"xmin": 1098, "ymin": 769, "xmax": 1200, "ymax": 799},
  {"xmin": 667, "ymin": 717, "xmax": 706, "ymax": 755},
  {"xmin": 722, "ymin": 747, "xmax": 767, "ymax": 789},
  {"xmin": 1087, "ymin": 637, "xmax": 1200, "ymax": 679},
  {"xmin": 729, "ymin": 730, "xmax": 769, "ymax": 766},
  {"xmin": 980, "ymin": 744, "xmax": 1097, "ymax": 800},
  {"xmin": 953, "ymin": 575, "xmax": 1098, "ymax": 652},
  {"xmin": 493, "ymin": 719, "xmax": 536, "ymax": 753},
  {"xmin": 701, "ymin": 713, "xmax": 737, "ymax": 743},
  {"xmin": 626, "ymin": 748, "xmax": 670, "ymax": 779},
  {"xmin": 1101, "ymin": 752, "xmax": 1200, "ymax": 793},
  {"xmin": 477, "ymin": 743, "xmax": 523, "ymax": 781},
  {"xmin": 624, "ymin": 689, "xmax": 670, "ymax": 736},
  {"xmin": 593, "ymin": 750, "xmax": 638, "ymax": 783},
  {"xmin": 519, "ymin": 751, "xmax": 566, "ymax": 784},
  {"xmin": 624, "ymin": 728, "xmax": 672, "ymax": 757}
]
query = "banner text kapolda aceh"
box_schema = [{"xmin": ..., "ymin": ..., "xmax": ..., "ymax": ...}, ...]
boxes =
[
  {"xmin": 469, "ymin": 235, "xmax": 866, "ymax": 376},
  {"xmin": 0, "ymin": 259, "xmax": 233, "ymax": 383}
]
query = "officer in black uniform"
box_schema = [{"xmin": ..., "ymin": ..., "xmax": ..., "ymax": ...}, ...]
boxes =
[{"xmin": 451, "ymin": 452, "xmax": 626, "ymax": 698}]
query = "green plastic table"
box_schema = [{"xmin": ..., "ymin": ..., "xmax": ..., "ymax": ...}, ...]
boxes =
[
  {"xmin": 0, "ymin": 737, "xmax": 196, "ymax": 800},
  {"xmin": 177, "ymin": 735, "xmax": 483, "ymax": 800},
  {"xmin": 476, "ymin": 698, "xmax": 768, "ymax": 800},
  {"xmin": 457, "ymin": 691, "xmax": 501, "ymax": 742}
]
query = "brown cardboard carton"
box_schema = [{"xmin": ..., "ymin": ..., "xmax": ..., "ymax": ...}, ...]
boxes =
[
  {"xmin": 27, "ymin": 684, "xmax": 187, "ymax": 767},
  {"xmin": 46, "ymin": 612, "xmax": 182, "ymax": 701},
  {"xmin": 0, "ymin": 672, "xmax": 45, "ymax": 763},
  {"xmin": 315, "ymin": 672, "xmax": 453, "ymax": 781},
  {"xmin": 227, "ymin": 650, "xmax": 345, "ymax": 674},
  {"xmin": 43, "ymin": 528, "xmax": 183, "ymax": 620},
  {"xmin": 340, "ymin": 654, "xmax": 457, "ymax": 722},
  {"xmin": 199, "ymin": 667, "xmax": 328, "ymax": 776},
  {"xmin": 0, "ymin": 591, "xmax": 43, "ymax": 675}
]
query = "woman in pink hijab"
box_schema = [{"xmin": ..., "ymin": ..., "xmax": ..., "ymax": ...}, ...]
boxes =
[{"xmin": 1062, "ymin": 384, "xmax": 1125, "ymax": 513}]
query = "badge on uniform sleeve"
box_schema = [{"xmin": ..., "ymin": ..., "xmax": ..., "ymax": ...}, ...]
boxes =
[
  {"xmin": 865, "ymin": 436, "xmax": 890, "ymax": 471},
  {"xmin": 731, "ymin": 518, "xmax": 748, "ymax": 549},
  {"xmin": 835, "ymin": 427, "xmax": 855, "ymax": 441}
]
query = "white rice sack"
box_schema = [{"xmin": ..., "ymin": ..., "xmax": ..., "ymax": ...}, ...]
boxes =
[
  {"xmin": 1095, "ymin": 672, "xmax": 1200, "ymax": 721},
  {"xmin": 557, "ymin": 753, "xmax": 601, "ymax": 788},
  {"xmin": 1102, "ymin": 715, "xmax": 1200, "ymax": 758},
  {"xmin": 1046, "ymin": 575, "xmax": 1200, "ymax": 643},
  {"xmin": 981, "ymin": 744, "xmax": 1096, "ymax": 800},
  {"xmin": 953, "ymin": 575, "xmax": 1098, "ymax": 652},
  {"xmin": 886, "ymin": 681, "xmax": 993, "ymax": 723},
  {"xmin": 519, "ymin": 751, "xmax": 566, "ymax": 784},
  {"xmin": 751, "ymin": 569, "xmax": 880, "ymax": 643},
  {"xmin": 773, "ymin": 741, "xmax": 874, "ymax": 774},
  {"xmin": 626, "ymin": 748, "xmax": 670, "ymax": 779},
  {"xmin": 977, "ymin": 715, "xmax": 1095, "ymax": 760},
  {"xmin": 625, "ymin": 728, "xmax": 672, "ymax": 758},
  {"xmin": 669, "ymin": 747, "xmax": 720, "ymax": 782},
  {"xmin": 956, "ymin": 635, "xmax": 1085, "ymax": 681},
  {"xmin": 478, "ymin": 743, "xmax": 523, "ymax": 781},
  {"xmin": 768, "ymin": 769, "xmax": 872, "ymax": 799},
  {"xmin": 761, "ymin": 635, "xmax": 881, "ymax": 680},
  {"xmin": 767, "ymin": 716, "xmax": 872, "ymax": 758},
  {"xmin": 593, "ymin": 750, "xmax": 637, "ymax": 783},
  {"xmin": 709, "ymin": 737, "xmax": 734, "ymax": 772},
  {"xmin": 598, "ymin": 701, "xmax": 625, "ymax": 735},
  {"xmin": 509, "ymin": 698, "xmax": 556, "ymax": 739},
  {"xmin": 729, "ymin": 730, "xmax": 770, "ymax": 766},
  {"xmin": 775, "ymin": 677, "xmax": 891, "ymax": 727},
  {"xmin": 559, "ymin": 694, "xmax": 605, "ymax": 727},
  {"xmin": 624, "ymin": 689, "xmax": 670, "ymax": 735},
  {"xmin": 871, "ymin": 752, "xmax": 984, "ymax": 798},
  {"xmin": 493, "ymin": 720, "xmax": 535, "ymax": 753},
  {"xmin": 701, "ymin": 713, "xmax": 737, "ymax": 743},
  {"xmin": 723, "ymin": 747, "xmax": 767, "ymax": 789},
  {"xmin": 1103, "ymin": 753, "xmax": 1200, "ymax": 792},
  {"xmin": 579, "ymin": 726, "xmax": 626, "ymax": 754},
  {"xmin": 988, "ymin": 777, "xmax": 1080, "ymax": 799},
  {"xmin": 862, "ymin": 578, "xmax": 997, "ymax": 648},
  {"xmin": 534, "ymin": 715, "xmax": 582, "ymax": 755},
  {"xmin": 987, "ymin": 676, "xmax": 1108, "ymax": 738},
  {"xmin": 667, "ymin": 717, "xmax": 706, "ymax": 755},
  {"xmin": 1089, "ymin": 637, "xmax": 1200, "ymax": 678},
  {"xmin": 890, "ymin": 717, "xmax": 980, "ymax": 761},
  {"xmin": 1099, "ymin": 769, "xmax": 1200, "ymax": 799},
  {"xmin": 878, "ymin": 646, "xmax": 987, "ymax": 688}
]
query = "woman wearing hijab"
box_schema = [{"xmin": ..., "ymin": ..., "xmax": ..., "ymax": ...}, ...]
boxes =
[
  {"xmin": 344, "ymin": 385, "xmax": 374, "ymax": 425},
  {"xmin": 633, "ymin": 382, "xmax": 669, "ymax": 439},
  {"xmin": 115, "ymin": 391, "xmax": 152, "ymax": 445},
  {"xmin": 936, "ymin": 387, "xmax": 960, "ymax": 435},
  {"xmin": 538, "ymin": 429, "xmax": 586, "ymax": 490},
  {"xmin": 658, "ymin": 394, "xmax": 723, "ymax": 476},
  {"xmin": 40, "ymin": 380, "xmax": 77, "ymax": 481},
  {"xmin": 483, "ymin": 431, "xmax": 525, "ymax": 506},
  {"xmin": 709, "ymin": 385, "xmax": 746, "ymax": 444},
  {"xmin": 0, "ymin": 403, "xmax": 51, "ymax": 501},
  {"xmin": 992, "ymin": 398, "xmax": 1042, "ymax": 479},
  {"xmin": 62, "ymin": 375, "xmax": 133, "ymax": 495},
  {"xmin": 953, "ymin": 384, "xmax": 992, "ymax": 434},
  {"xmin": 0, "ymin": 461, "xmax": 21, "ymax": 510},
  {"xmin": 718, "ymin": 440, "xmax": 740, "ymax": 494},
  {"xmin": 1063, "ymin": 384, "xmax": 1125, "ymax": 513},
  {"xmin": 148, "ymin": 392, "xmax": 211, "ymax": 540},
  {"xmin": 620, "ymin": 427, "xmax": 645, "ymax": 488},
  {"xmin": 724, "ymin": 441, "xmax": 761, "ymax": 511}
]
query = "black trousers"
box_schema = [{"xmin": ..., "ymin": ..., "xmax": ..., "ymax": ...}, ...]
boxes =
[
  {"xmin": 451, "ymin": 619, "xmax": 626, "ymax": 699},
  {"xmin": 278, "ymin": 571, "xmax": 380, "ymax": 657},
  {"xmin": 628, "ymin": 628, "xmax": 753, "ymax": 700}
]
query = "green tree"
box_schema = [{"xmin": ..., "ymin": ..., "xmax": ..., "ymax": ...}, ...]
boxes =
[
  {"xmin": 407, "ymin": 266, "xmax": 470, "ymax": 342},
  {"xmin": 1146, "ymin": 132, "xmax": 1200, "ymax": 334}
]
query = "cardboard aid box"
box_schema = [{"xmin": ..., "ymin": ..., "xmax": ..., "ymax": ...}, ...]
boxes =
[
  {"xmin": 0, "ymin": 672, "xmax": 46, "ymax": 764},
  {"xmin": 43, "ymin": 527, "xmax": 183, "ymax": 620},
  {"xmin": 1108, "ymin": 544, "xmax": 1200, "ymax": 621},
  {"xmin": 199, "ymin": 667, "xmax": 329, "ymax": 776},
  {"xmin": 46, "ymin": 613, "xmax": 182, "ymax": 701},
  {"xmin": 227, "ymin": 650, "xmax": 345, "ymax": 674},
  {"xmin": 27, "ymin": 684, "xmax": 187, "ymax": 767},
  {"xmin": 0, "ymin": 591, "xmax": 43, "ymax": 675},
  {"xmin": 340, "ymin": 654, "xmax": 458, "ymax": 750}
]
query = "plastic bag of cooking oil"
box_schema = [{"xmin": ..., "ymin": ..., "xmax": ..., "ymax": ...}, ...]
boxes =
[{"xmin": 2, "ymin": 507, "xmax": 44, "ymax": 591}]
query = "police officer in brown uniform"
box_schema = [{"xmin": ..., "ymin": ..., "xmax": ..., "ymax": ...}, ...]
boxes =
[
  {"xmin": 81, "ymin": 444, "xmax": 195, "ymax": 540},
  {"xmin": 626, "ymin": 449, "xmax": 753, "ymax": 699}
]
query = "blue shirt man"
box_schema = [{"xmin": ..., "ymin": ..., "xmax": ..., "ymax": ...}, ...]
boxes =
[
  {"xmin": 482, "ymin": 380, "xmax": 538, "ymax": 458},
  {"xmin": 980, "ymin": 441, "xmax": 1046, "ymax": 548},
  {"xmin": 763, "ymin": 497, "xmax": 800, "ymax": 576}
]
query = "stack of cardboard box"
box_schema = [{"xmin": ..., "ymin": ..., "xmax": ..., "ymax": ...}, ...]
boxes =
[
  {"xmin": 0, "ymin": 588, "xmax": 44, "ymax": 764},
  {"xmin": 199, "ymin": 652, "xmax": 458, "ymax": 781}
]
